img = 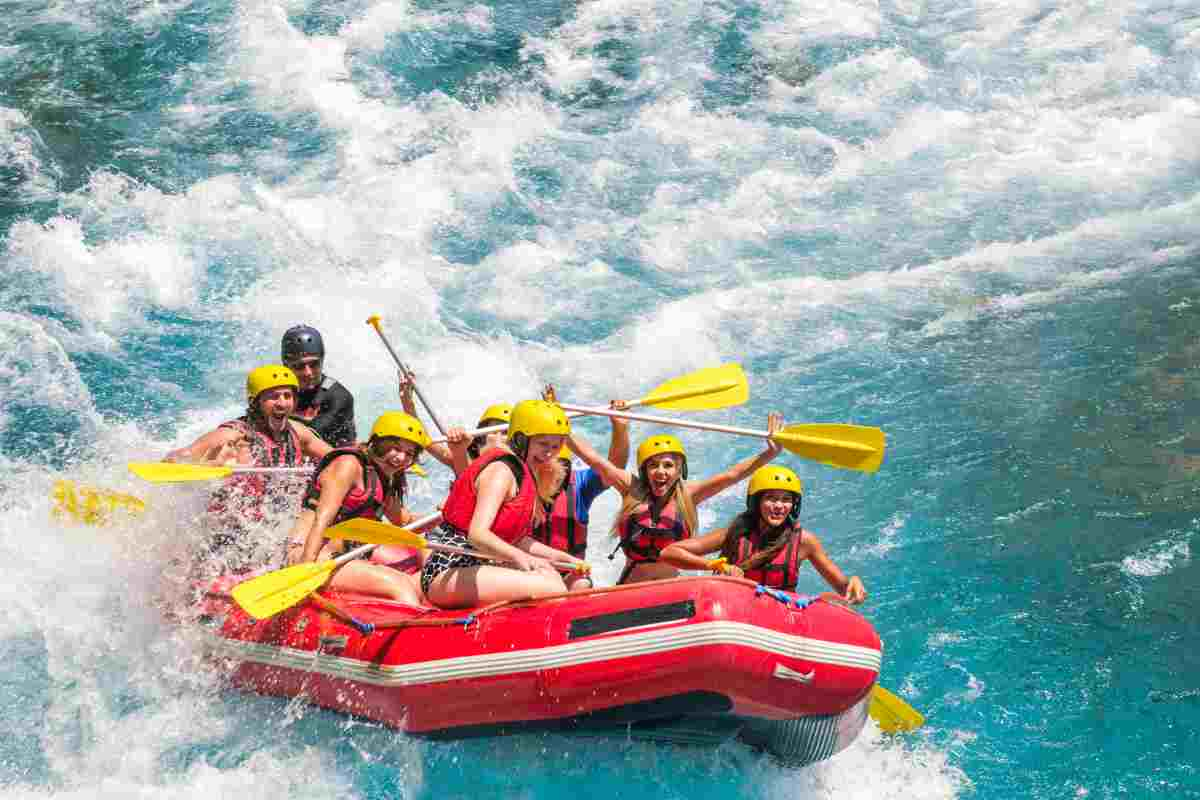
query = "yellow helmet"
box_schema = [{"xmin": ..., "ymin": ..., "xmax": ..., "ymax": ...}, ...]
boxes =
[
  {"xmin": 369, "ymin": 411, "xmax": 431, "ymax": 449},
  {"xmin": 747, "ymin": 465, "xmax": 803, "ymax": 498},
  {"xmin": 476, "ymin": 403, "xmax": 513, "ymax": 427},
  {"xmin": 246, "ymin": 364, "xmax": 299, "ymax": 402},
  {"xmin": 508, "ymin": 400, "xmax": 570, "ymax": 440},
  {"xmin": 636, "ymin": 434, "xmax": 686, "ymax": 469}
]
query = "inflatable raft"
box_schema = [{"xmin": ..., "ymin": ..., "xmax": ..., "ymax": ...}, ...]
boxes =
[{"xmin": 200, "ymin": 575, "xmax": 882, "ymax": 765}]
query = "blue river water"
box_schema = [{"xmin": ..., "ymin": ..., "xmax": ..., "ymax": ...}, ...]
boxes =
[{"xmin": 2, "ymin": 0, "xmax": 1198, "ymax": 796}]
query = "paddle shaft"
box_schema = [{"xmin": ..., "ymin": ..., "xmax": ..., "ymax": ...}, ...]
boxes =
[
  {"xmin": 223, "ymin": 466, "xmax": 310, "ymax": 475},
  {"xmin": 559, "ymin": 403, "xmax": 773, "ymax": 441},
  {"xmin": 430, "ymin": 408, "xmax": 748, "ymax": 447},
  {"xmin": 367, "ymin": 316, "xmax": 447, "ymax": 435}
]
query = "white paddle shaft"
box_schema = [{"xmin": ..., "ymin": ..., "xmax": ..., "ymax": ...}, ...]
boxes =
[{"xmin": 557, "ymin": 403, "xmax": 770, "ymax": 440}]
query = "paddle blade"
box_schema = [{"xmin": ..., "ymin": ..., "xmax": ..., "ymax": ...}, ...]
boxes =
[
  {"xmin": 52, "ymin": 481, "xmax": 147, "ymax": 525},
  {"xmin": 327, "ymin": 517, "xmax": 427, "ymax": 549},
  {"xmin": 408, "ymin": 464, "xmax": 427, "ymax": 478},
  {"xmin": 231, "ymin": 561, "xmax": 338, "ymax": 619},
  {"xmin": 636, "ymin": 364, "xmax": 750, "ymax": 411},
  {"xmin": 128, "ymin": 462, "xmax": 233, "ymax": 483},
  {"xmin": 869, "ymin": 685, "xmax": 925, "ymax": 733},
  {"xmin": 773, "ymin": 424, "xmax": 886, "ymax": 473}
]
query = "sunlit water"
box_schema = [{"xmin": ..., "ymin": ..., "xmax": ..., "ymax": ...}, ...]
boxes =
[{"xmin": 2, "ymin": 0, "xmax": 1198, "ymax": 796}]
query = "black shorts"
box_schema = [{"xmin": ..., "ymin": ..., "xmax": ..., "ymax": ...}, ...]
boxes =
[{"xmin": 419, "ymin": 524, "xmax": 491, "ymax": 594}]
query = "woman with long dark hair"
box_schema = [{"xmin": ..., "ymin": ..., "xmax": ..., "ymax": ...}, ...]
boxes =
[{"xmin": 659, "ymin": 465, "xmax": 866, "ymax": 602}]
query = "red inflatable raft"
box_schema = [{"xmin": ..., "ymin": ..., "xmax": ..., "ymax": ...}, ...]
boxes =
[{"xmin": 200, "ymin": 575, "xmax": 882, "ymax": 765}]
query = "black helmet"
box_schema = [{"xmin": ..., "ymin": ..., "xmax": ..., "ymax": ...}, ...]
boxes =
[{"xmin": 281, "ymin": 325, "xmax": 325, "ymax": 362}]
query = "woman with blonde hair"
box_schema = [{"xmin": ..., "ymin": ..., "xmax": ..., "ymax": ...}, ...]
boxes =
[
  {"xmin": 567, "ymin": 413, "xmax": 785, "ymax": 584},
  {"xmin": 421, "ymin": 400, "xmax": 588, "ymax": 608}
]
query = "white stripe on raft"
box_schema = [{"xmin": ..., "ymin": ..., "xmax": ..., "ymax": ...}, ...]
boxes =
[{"xmin": 208, "ymin": 620, "xmax": 881, "ymax": 688}]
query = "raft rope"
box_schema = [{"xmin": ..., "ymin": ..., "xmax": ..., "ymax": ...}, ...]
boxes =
[
  {"xmin": 309, "ymin": 593, "xmax": 375, "ymax": 635},
  {"xmin": 754, "ymin": 584, "xmax": 816, "ymax": 609}
]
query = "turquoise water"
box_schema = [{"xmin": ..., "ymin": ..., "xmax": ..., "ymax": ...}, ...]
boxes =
[{"xmin": 2, "ymin": 0, "xmax": 1198, "ymax": 796}]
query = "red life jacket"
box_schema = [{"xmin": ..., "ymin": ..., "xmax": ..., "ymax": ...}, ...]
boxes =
[
  {"xmin": 206, "ymin": 416, "xmax": 304, "ymax": 522},
  {"xmin": 729, "ymin": 524, "xmax": 804, "ymax": 589},
  {"xmin": 441, "ymin": 448, "xmax": 536, "ymax": 545},
  {"xmin": 531, "ymin": 471, "xmax": 587, "ymax": 559},
  {"xmin": 615, "ymin": 496, "xmax": 690, "ymax": 563},
  {"xmin": 301, "ymin": 448, "xmax": 400, "ymax": 526}
]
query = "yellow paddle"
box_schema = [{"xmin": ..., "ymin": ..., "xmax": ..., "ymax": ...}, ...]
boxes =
[
  {"xmin": 869, "ymin": 685, "xmax": 925, "ymax": 733},
  {"xmin": 367, "ymin": 314, "xmax": 448, "ymax": 435},
  {"xmin": 129, "ymin": 460, "xmax": 423, "ymax": 485},
  {"xmin": 230, "ymin": 511, "xmax": 444, "ymax": 619},
  {"xmin": 428, "ymin": 364, "xmax": 751, "ymax": 446},
  {"xmin": 558, "ymin": 404, "xmax": 886, "ymax": 474},
  {"xmin": 627, "ymin": 363, "xmax": 749, "ymax": 411},
  {"xmin": 128, "ymin": 462, "xmax": 310, "ymax": 483},
  {"xmin": 51, "ymin": 480, "xmax": 146, "ymax": 525},
  {"xmin": 326, "ymin": 516, "xmax": 590, "ymax": 574}
]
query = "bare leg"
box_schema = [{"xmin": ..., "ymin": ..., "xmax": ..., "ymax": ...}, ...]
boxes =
[
  {"xmin": 327, "ymin": 561, "xmax": 425, "ymax": 606},
  {"xmin": 426, "ymin": 564, "xmax": 566, "ymax": 608},
  {"xmin": 620, "ymin": 561, "xmax": 679, "ymax": 585}
]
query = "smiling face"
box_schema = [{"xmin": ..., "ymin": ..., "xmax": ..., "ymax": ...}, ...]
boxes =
[
  {"xmin": 525, "ymin": 434, "xmax": 567, "ymax": 467},
  {"xmin": 369, "ymin": 437, "xmax": 422, "ymax": 477},
  {"xmin": 256, "ymin": 387, "xmax": 296, "ymax": 431},
  {"xmin": 757, "ymin": 489, "xmax": 797, "ymax": 528},
  {"xmin": 643, "ymin": 453, "xmax": 682, "ymax": 498}
]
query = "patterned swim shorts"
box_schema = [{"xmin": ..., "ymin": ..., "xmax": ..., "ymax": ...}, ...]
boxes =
[{"xmin": 419, "ymin": 523, "xmax": 491, "ymax": 594}]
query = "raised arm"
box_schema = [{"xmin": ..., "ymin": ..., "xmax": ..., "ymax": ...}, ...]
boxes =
[
  {"xmin": 163, "ymin": 427, "xmax": 240, "ymax": 463},
  {"xmin": 567, "ymin": 430, "xmax": 633, "ymax": 494},
  {"xmin": 606, "ymin": 400, "xmax": 631, "ymax": 470},
  {"xmin": 399, "ymin": 371, "xmax": 456, "ymax": 468},
  {"xmin": 687, "ymin": 413, "xmax": 784, "ymax": 506}
]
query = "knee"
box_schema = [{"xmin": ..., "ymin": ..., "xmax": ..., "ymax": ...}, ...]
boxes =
[{"xmin": 535, "ymin": 572, "xmax": 567, "ymax": 594}]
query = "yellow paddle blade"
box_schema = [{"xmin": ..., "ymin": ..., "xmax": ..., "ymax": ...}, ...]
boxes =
[
  {"xmin": 407, "ymin": 464, "xmax": 427, "ymax": 477},
  {"xmin": 327, "ymin": 517, "xmax": 428, "ymax": 549},
  {"xmin": 230, "ymin": 560, "xmax": 339, "ymax": 620},
  {"xmin": 869, "ymin": 685, "xmax": 925, "ymax": 733},
  {"xmin": 635, "ymin": 363, "xmax": 749, "ymax": 411},
  {"xmin": 51, "ymin": 480, "xmax": 147, "ymax": 525},
  {"xmin": 772, "ymin": 423, "xmax": 886, "ymax": 474},
  {"xmin": 128, "ymin": 462, "xmax": 234, "ymax": 483}
]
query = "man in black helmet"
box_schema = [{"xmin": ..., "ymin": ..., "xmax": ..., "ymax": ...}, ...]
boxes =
[{"xmin": 281, "ymin": 325, "xmax": 357, "ymax": 447}]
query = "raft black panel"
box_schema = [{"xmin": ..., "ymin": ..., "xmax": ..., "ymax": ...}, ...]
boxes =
[
  {"xmin": 568, "ymin": 600, "xmax": 696, "ymax": 639},
  {"xmin": 420, "ymin": 691, "xmax": 735, "ymax": 740}
]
